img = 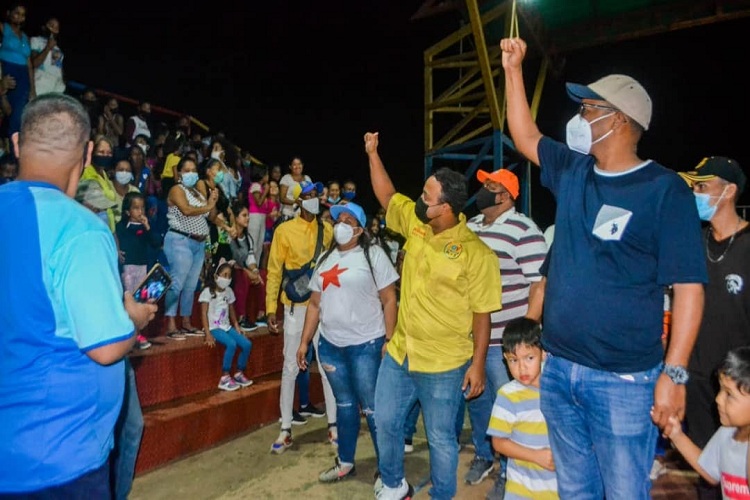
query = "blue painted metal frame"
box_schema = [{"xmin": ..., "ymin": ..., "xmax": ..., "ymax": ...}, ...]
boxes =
[{"xmin": 424, "ymin": 128, "xmax": 531, "ymax": 215}]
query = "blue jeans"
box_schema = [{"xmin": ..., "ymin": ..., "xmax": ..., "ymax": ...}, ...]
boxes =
[
  {"xmin": 317, "ymin": 335, "xmax": 383, "ymax": 464},
  {"xmin": 375, "ymin": 353, "xmax": 469, "ymax": 500},
  {"xmin": 211, "ymin": 328, "xmax": 252, "ymax": 372},
  {"xmin": 163, "ymin": 231, "xmax": 205, "ymax": 317},
  {"xmin": 540, "ymin": 354, "xmax": 661, "ymax": 500},
  {"xmin": 111, "ymin": 358, "xmax": 144, "ymax": 500},
  {"xmin": 0, "ymin": 463, "xmax": 111, "ymax": 500},
  {"xmin": 405, "ymin": 399, "xmax": 464, "ymax": 443},
  {"xmin": 468, "ymin": 346, "xmax": 510, "ymax": 468}
]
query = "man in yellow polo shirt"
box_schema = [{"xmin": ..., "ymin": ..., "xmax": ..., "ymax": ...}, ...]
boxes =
[
  {"xmin": 364, "ymin": 132, "xmax": 502, "ymax": 500},
  {"xmin": 265, "ymin": 181, "xmax": 337, "ymax": 454}
]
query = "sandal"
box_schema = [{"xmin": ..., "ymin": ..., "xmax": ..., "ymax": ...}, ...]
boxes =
[
  {"xmin": 167, "ymin": 330, "xmax": 186, "ymax": 341},
  {"xmin": 181, "ymin": 326, "xmax": 205, "ymax": 337}
]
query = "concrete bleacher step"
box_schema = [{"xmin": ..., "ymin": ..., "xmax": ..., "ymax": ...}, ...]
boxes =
[{"xmin": 132, "ymin": 330, "xmax": 322, "ymax": 475}]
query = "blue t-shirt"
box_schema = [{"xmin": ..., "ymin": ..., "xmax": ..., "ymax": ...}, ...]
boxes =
[
  {"xmin": 0, "ymin": 181, "xmax": 135, "ymax": 492},
  {"xmin": 538, "ymin": 137, "xmax": 707, "ymax": 372}
]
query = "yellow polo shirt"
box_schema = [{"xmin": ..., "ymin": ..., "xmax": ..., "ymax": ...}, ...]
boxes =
[
  {"xmin": 386, "ymin": 193, "xmax": 502, "ymax": 373},
  {"xmin": 161, "ymin": 153, "xmax": 180, "ymax": 179},
  {"xmin": 265, "ymin": 215, "xmax": 333, "ymax": 314}
]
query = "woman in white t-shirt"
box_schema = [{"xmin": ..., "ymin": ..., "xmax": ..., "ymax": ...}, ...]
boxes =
[
  {"xmin": 296, "ymin": 202, "xmax": 399, "ymax": 484},
  {"xmin": 278, "ymin": 156, "xmax": 310, "ymax": 221}
]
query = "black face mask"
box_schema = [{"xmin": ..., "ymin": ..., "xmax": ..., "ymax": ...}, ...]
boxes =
[
  {"xmin": 91, "ymin": 154, "xmax": 115, "ymax": 169},
  {"xmin": 475, "ymin": 187, "xmax": 501, "ymax": 211},
  {"xmin": 414, "ymin": 198, "xmax": 439, "ymax": 224}
]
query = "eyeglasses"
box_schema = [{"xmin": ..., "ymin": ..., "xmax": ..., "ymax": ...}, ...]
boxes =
[{"xmin": 578, "ymin": 103, "xmax": 618, "ymax": 116}]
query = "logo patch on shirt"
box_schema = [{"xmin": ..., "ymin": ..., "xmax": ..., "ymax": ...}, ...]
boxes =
[
  {"xmin": 444, "ymin": 242, "xmax": 462, "ymax": 259},
  {"xmin": 721, "ymin": 472, "xmax": 750, "ymax": 499},
  {"xmin": 726, "ymin": 274, "xmax": 744, "ymax": 295},
  {"xmin": 592, "ymin": 205, "xmax": 633, "ymax": 241},
  {"xmin": 412, "ymin": 226, "xmax": 426, "ymax": 238}
]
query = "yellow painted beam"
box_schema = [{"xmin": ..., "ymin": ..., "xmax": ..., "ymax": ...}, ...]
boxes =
[
  {"xmin": 425, "ymin": 3, "xmax": 506, "ymax": 58},
  {"xmin": 427, "ymin": 91, "xmax": 488, "ymax": 110},
  {"xmin": 448, "ymin": 122, "xmax": 494, "ymax": 147},
  {"xmin": 433, "ymin": 101, "xmax": 486, "ymax": 151},
  {"xmin": 466, "ymin": 0, "xmax": 503, "ymax": 130},
  {"xmin": 530, "ymin": 56, "xmax": 549, "ymax": 121},
  {"xmin": 435, "ymin": 66, "xmax": 481, "ymax": 103}
]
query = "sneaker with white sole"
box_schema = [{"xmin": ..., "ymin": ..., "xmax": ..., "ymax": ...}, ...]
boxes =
[
  {"xmin": 464, "ymin": 456, "xmax": 494, "ymax": 485},
  {"xmin": 485, "ymin": 477, "xmax": 506, "ymax": 500},
  {"xmin": 299, "ymin": 403, "xmax": 325, "ymax": 418},
  {"xmin": 318, "ymin": 458, "xmax": 356, "ymax": 483},
  {"xmin": 270, "ymin": 429, "xmax": 293, "ymax": 454},
  {"xmin": 239, "ymin": 319, "xmax": 258, "ymax": 331},
  {"xmin": 233, "ymin": 372, "xmax": 253, "ymax": 387},
  {"xmin": 327, "ymin": 423, "xmax": 338, "ymax": 447},
  {"xmin": 375, "ymin": 478, "xmax": 413, "ymax": 500},
  {"xmin": 136, "ymin": 334, "xmax": 152, "ymax": 350},
  {"xmin": 404, "ymin": 438, "xmax": 414, "ymax": 454},
  {"xmin": 218, "ymin": 375, "xmax": 240, "ymax": 391},
  {"xmin": 278, "ymin": 411, "xmax": 307, "ymax": 426}
]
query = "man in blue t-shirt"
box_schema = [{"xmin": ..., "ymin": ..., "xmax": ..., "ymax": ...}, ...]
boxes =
[
  {"xmin": 499, "ymin": 37, "xmax": 707, "ymax": 499},
  {"xmin": 0, "ymin": 94, "xmax": 157, "ymax": 497}
]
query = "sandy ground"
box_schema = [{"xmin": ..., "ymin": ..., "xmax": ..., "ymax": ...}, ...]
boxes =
[
  {"xmin": 130, "ymin": 414, "xmax": 698, "ymax": 500},
  {"xmin": 131, "ymin": 415, "xmax": 495, "ymax": 500}
]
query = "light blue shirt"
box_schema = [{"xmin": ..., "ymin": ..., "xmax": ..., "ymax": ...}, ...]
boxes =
[{"xmin": 0, "ymin": 181, "xmax": 135, "ymax": 492}]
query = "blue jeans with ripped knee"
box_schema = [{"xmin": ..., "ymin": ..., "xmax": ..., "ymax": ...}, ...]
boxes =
[{"xmin": 317, "ymin": 334, "xmax": 384, "ymax": 464}]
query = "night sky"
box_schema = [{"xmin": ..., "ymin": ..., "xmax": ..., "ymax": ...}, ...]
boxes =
[{"xmin": 22, "ymin": 1, "xmax": 750, "ymax": 226}]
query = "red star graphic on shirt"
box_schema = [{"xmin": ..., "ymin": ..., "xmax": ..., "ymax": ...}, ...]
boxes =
[{"xmin": 320, "ymin": 263, "xmax": 348, "ymax": 290}]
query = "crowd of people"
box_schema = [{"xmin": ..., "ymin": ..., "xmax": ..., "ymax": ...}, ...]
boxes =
[{"xmin": 0, "ymin": 15, "xmax": 748, "ymax": 500}]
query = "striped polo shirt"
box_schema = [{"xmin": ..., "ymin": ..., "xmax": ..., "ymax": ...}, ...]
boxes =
[
  {"xmin": 467, "ymin": 208, "xmax": 547, "ymax": 344},
  {"xmin": 487, "ymin": 380, "xmax": 558, "ymax": 499}
]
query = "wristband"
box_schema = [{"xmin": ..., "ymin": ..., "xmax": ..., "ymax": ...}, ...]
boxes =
[{"xmin": 662, "ymin": 364, "xmax": 689, "ymax": 385}]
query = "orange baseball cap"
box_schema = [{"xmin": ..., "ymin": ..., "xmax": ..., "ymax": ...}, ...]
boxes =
[{"xmin": 476, "ymin": 169, "xmax": 519, "ymax": 199}]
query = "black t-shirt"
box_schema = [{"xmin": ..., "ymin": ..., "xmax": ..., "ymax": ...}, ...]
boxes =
[{"xmin": 689, "ymin": 224, "xmax": 750, "ymax": 376}]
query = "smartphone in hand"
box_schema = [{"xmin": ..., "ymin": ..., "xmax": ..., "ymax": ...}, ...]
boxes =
[{"xmin": 133, "ymin": 263, "xmax": 172, "ymax": 303}]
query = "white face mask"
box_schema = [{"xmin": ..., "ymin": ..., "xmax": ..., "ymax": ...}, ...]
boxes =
[
  {"xmin": 115, "ymin": 171, "xmax": 133, "ymax": 185},
  {"xmin": 301, "ymin": 197, "xmax": 320, "ymax": 215},
  {"xmin": 565, "ymin": 112, "xmax": 615, "ymax": 154},
  {"xmin": 210, "ymin": 151, "xmax": 223, "ymax": 161},
  {"xmin": 215, "ymin": 276, "xmax": 232, "ymax": 290},
  {"xmin": 334, "ymin": 223, "xmax": 356, "ymax": 245},
  {"xmin": 138, "ymin": 143, "xmax": 149, "ymax": 155}
]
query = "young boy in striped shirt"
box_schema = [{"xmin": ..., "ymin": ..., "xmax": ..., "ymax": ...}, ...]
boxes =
[{"xmin": 487, "ymin": 318, "xmax": 558, "ymax": 499}]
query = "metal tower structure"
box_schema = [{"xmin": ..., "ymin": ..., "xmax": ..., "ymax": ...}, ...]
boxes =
[{"xmin": 416, "ymin": 0, "xmax": 750, "ymax": 215}]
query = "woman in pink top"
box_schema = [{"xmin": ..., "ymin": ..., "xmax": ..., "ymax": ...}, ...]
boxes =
[
  {"xmin": 247, "ymin": 166, "xmax": 269, "ymax": 265},
  {"xmin": 263, "ymin": 180, "xmax": 281, "ymax": 236}
]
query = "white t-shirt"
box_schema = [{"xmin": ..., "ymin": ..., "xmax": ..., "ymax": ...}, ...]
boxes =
[
  {"xmin": 279, "ymin": 173, "xmax": 311, "ymax": 218},
  {"xmin": 198, "ymin": 286, "xmax": 236, "ymax": 331},
  {"xmin": 309, "ymin": 245, "xmax": 399, "ymax": 347},
  {"xmin": 698, "ymin": 426, "xmax": 749, "ymax": 499},
  {"xmin": 30, "ymin": 36, "xmax": 65, "ymax": 95}
]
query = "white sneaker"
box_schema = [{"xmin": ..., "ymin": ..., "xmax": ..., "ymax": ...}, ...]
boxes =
[
  {"xmin": 270, "ymin": 429, "xmax": 293, "ymax": 454},
  {"xmin": 375, "ymin": 478, "xmax": 412, "ymax": 500},
  {"xmin": 649, "ymin": 459, "xmax": 668, "ymax": 480},
  {"xmin": 404, "ymin": 440, "xmax": 414, "ymax": 453}
]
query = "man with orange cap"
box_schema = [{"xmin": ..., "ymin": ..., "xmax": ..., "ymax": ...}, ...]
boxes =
[{"xmin": 463, "ymin": 167, "xmax": 548, "ymax": 499}]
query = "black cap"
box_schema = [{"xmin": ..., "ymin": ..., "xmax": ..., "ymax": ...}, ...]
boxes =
[{"xmin": 678, "ymin": 156, "xmax": 746, "ymax": 195}]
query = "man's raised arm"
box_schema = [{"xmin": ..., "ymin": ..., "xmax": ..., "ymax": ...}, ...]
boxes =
[
  {"xmin": 364, "ymin": 132, "xmax": 397, "ymax": 210},
  {"xmin": 500, "ymin": 37, "xmax": 543, "ymax": 167}
]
